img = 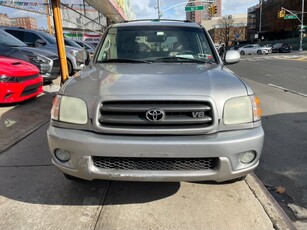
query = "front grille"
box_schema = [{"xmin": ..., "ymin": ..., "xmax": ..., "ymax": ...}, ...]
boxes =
[
  {"xmin": 17, "ymin": 74, "xmax": 40, "ymax": 82},
  {"xmin": 92, "ymin": 156, "xmax": 217, "ymax": 171},
  {"xmin": 53, "ymin": 58, "xmax": 60, "ymax": 68},
  {"xmin": 98, "ymin": 101, "xmax": 214, "ymax": 130},
  {"xmin": 21, "ymin": 83, "xmax": 42, "ymax": 96}
]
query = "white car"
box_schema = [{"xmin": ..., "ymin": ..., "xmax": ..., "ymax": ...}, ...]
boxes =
[{"xmin": 238, "ymin": 44, "xmax": 269, "ymax": 55}]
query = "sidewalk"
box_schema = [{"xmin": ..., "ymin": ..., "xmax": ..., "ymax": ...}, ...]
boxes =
[{"xmin": 0, "ymin": 79, "xmax": 296, "ymax": 230}]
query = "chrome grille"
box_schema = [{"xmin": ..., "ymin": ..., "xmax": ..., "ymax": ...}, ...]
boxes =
[
  {"xmin": 98, "ymin": 101, "xmax": 214, "ymax": 129},
  {"xmin": 92, "ymin": 156, "xmax": 218, "ymax": 171}
]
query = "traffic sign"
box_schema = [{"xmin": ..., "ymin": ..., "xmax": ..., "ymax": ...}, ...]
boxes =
[
  {"xmin": 284, "ymin": 15, "xmax": 298, "ymax": 19},
  {"xmin": 185, "ymin": 5, "xmax": 204, "ymax": 12}
]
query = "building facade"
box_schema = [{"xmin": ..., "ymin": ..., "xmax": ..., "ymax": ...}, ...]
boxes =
[
  {"xmin": 0, "ymin": 14, "xmax": 38, "ymax": 29},
  {"xmin": 0, "ymin": 14, "xmax": 12, "ymax": 26},
  {"xmin": 248, "ymin": 0, "xmax": 307, "ymax": 41},
  {"xmin": 11, "ymin": 17, "xmax": 38, "ymax": 30}
]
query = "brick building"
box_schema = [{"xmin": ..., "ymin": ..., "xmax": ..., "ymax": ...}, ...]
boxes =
[
  {"xmin": 11, "ymin": 17, "xmax": 38, "ymax": 30},
  {"xmin": 248, "ymin": 0, "xmax": 307, "ymax": 41},
  {"xmin": 0, "ymin": 13, "xmax": 11, "ymax": 26}
]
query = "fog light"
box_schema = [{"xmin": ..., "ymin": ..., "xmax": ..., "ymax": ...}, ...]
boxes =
[
  {"xmin": 239, "ymin": 151, "xmax": 256, "ymax": 164},
  {"xmin": 55, "ymin": 148, "xmax": 71, "ymax": 162}
]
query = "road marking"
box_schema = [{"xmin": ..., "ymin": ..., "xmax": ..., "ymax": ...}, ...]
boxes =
[
  {"xmin": 241, "ymin": 55, "xmax": 307, "ymax": 62},
  {"xmin": 268, "ymin": 83, "xmax": 307, "ymax": 97}
]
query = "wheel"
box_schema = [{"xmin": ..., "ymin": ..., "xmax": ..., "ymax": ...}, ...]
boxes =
[
  {"xmin": 67, "ymin": 59, "xmax": 73, "ymax": 76},
  {"xmin": 240, "ymin": 50, "xmax": 245, "ymax": 55},
  {"xmin": 257, "ymin": 50, "xmax": 262, "ymax": 55},
  {"xmin": 63, "ymin": 173, "xmax": 84, "ymax": 181}
]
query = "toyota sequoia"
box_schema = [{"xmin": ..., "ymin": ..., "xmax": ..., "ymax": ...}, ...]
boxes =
[{"xmin": 47, "ymin": 20, "xmax": 264, "ymax": 182}]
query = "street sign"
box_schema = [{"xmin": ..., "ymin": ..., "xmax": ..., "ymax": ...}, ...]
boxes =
[
  {"xmin": 185, "ymin": 5, "xmax": 204, "ymax": 12},
  {"xmin": 284, "ymin": 15, "xmax": 298, "ymax": 19}
]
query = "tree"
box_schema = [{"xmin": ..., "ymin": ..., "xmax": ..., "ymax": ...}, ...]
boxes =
[{"xmin": 217, "ymin": 15, "xmax": 236, "ymax": 46}]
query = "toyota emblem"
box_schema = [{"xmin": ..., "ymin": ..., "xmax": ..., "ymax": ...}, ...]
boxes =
[{"xmin": 146, "ymin": 109, "xmax": 165, "ymax": 122}]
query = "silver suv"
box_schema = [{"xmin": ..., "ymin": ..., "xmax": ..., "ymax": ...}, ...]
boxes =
[{"xmin": 47, "ymin": 20, "xmax": 264, "ymax": 182}]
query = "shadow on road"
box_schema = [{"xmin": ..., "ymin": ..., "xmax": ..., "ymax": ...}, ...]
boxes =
[{"xmin": 0, "ymin": 92, "xmax": 55, "ymax": 153}]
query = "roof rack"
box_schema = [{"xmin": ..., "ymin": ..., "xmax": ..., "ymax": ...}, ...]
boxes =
[{"xmin": 119, "ymin": 19, "xmax": 195, "ymax": 23}]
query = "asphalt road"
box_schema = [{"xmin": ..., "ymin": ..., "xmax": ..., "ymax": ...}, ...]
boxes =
[{"xmin": 228, "ymin": 52, "xmax": 307, "ymax": 222}]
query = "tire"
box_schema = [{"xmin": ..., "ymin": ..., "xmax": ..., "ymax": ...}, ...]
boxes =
[
  {"xmin": 257, "ymin": 50, "xmax": 262, "ymax": 55},
  {"xmin": 67, "ymin": 59, "xmax": 73, "ymax": 76},
  {"xmin": 240, "ymin": 50, "xmax": 245, "ymax": 55}
]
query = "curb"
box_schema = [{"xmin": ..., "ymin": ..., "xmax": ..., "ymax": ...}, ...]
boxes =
[{"xmin": 246, "ymin": 173, "xmax": 296, "ymax": 230}]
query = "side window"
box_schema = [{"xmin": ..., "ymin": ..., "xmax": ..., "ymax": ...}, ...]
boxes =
[
  {"xmin": 5, "ymin": 30, "xmax": 24, "ymax": 41},
  {"xmin": 24, "ymin": 32, "xmax": 41, "ymax": 44}
]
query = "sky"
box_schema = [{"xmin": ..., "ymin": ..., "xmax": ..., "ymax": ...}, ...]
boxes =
[
  {"xmin": 130, "ymin": 0, "xmax": 259, "ymax": 19},
  {"xmin": 0, "ymin": 0, "xmax": 259, "ymax": 29}
]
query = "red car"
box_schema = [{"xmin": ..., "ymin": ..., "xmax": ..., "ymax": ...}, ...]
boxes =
[{"xmin": 0, "ymin": 56, "xmax": 43, "ymax": 104}]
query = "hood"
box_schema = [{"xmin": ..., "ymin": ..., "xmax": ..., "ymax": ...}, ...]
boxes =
[
  {"xmin": 63, "ymin": 63, "xmax": 249, "ymax": 101},
  {"xmin": 19, "ymin": 46, "xmax": 58, "ymax": 59},
  {"xmin": 0, "ymin": 45, "xmax": 29, "ymax": 62},
  {"xmin": 39, "ymin": 44, "xmax": 80, "ymax": 54},
  {"xmin": 0, "ymin": 56, "xmax": 39, "ymax": 76}
]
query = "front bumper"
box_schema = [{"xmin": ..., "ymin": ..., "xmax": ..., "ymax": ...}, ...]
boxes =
[
  {"xmin": 47, "ymin": 126, "xmax": 264, "ymax": 182},
  {"xmin": 0, "ymin": 77, "xmax": 43, "ymax": 103}
]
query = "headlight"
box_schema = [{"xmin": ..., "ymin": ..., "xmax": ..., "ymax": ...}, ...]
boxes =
[
  {"xmin": 28, "ymin": 55, "xmax": 50, "ymax": 64},
  {"xmin": 223, "ymin": 96, "xmax": 262, "ymax": 125},
  {"xmin": 51, "ymin": 95, "xmax": 88, "ymax": 124},
  {"xmin": 69, "ymin": 50, "xmax": 78, "ymax": 57},
  {"xmin": 0, "ymin": 74, "xmax": 18, "ymax": 82}
]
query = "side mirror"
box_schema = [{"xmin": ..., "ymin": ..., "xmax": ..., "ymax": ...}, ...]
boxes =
[
  {"xmin": 75, "ymin": 50, "xmax": 90, "ymax": 66},
  {"xmin": 224, "ymin": 50, "xmax": 240, "ymax": 65},
  {"xmin": 34, "ymin": 39, "xmax": 46, "ymax": 47}
]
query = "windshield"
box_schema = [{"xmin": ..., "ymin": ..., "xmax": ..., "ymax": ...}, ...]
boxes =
[
  {"xmin": 65, "ymin": 39, "xmax": 82, "ymax": 48},
  {"xmin": 0, "ymin": 30, "xmax": 27, "ymax": 47},
  {"xmin": 38, "ymin": 31, "xmax": 57, "ymax": 44},
  {"xmin": 96, "ymin": 26, "xmax": 216, "ymax": 63}
]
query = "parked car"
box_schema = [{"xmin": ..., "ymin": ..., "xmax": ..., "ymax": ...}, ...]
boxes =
[
  {"xmin": 84, "ymin": 38, "xmax": 99, "ymax": 48},
  {"xmin": 74, "ymin": 40, "xmax": 96, "ymax": 55},
  {"xmin": 0, "ymin": 29, "xmax": 60, "ymax": 82},
  {"xmin": 261, "ymin": 44, "xmax": 272, "ymax": 53},
  {"xmin": 64, "ymin": 38, "xmax": 83, "ymax": 49},
  {"xmin": 1, "ymin": 26, "xmax": 84, "ymax": 75},
  {"xmin": 272, "ymin": 43, "xmax": 292, "ymax": 53},
  {"xmin": 47, "ymin": 20, "xmax": 264, "ymax": 183},
  {"xmin": 0, "ymin": 56, "xmax": 43, "ymax": 103},
  {"xmin": 238, "ymin": 44, "xmax": 269, "ymax": 55}
]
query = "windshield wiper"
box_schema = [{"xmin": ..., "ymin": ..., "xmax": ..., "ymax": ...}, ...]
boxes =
[
  {"xmin": 154, "ymin": 57, "xmax": 210, "ymax": 64},
  {"xmin": 99, "ymin": 58, "xmax": 151, "ymax": 63}
]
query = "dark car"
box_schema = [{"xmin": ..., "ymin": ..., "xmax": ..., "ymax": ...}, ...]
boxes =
[
  {"xmin": 272, "ymin": 43, "xmax": 292, "ymax": 53},
  {"xmin": 74, "ymin": 40, "xmax": 96, "ymax": 55},
  {"xmin": 0, "ymin": 29, "xmax": 60, "ymax": 82},
  {"xmin": 1, "ymin": 26, "xmax": 83, "ymax": 75}
]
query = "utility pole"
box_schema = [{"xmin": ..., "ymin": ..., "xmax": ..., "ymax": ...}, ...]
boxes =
[
  {"xmin": 156, "ymin": 0, "xmax": 162, "ymax": 19},
  {"xmin": 299, "ymin": 0, "xmax": 304, "ymax": 52},
  {"xmin": 45, "ymin": 0, "xmax": 52, "ymax": 34},
  {"xmin": 51, "ymin": 0, "xmax": 69, "ymax": 83},
  {"xmin": 259, "ymin": 0, "xmax": 262, "ymax": 33}
]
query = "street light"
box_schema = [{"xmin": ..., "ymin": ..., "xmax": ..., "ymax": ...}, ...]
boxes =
[{"xmin": 299, "ymin": 0, "xmax": 304, "ymax": 52}]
